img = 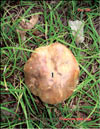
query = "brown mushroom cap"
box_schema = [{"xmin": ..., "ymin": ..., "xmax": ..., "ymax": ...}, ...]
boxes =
[{"xmin": 24, "ymin": 42, "xmax": 79, "ymax": 104}]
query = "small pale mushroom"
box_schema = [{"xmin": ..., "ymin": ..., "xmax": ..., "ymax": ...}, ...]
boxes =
[
  {"xmin": 69, "ymin": 20, "xmax": 84, "ymax": 43},
  {"xmin": 24, "ymin": 42, "xmax": 79, "ymax": 104}
]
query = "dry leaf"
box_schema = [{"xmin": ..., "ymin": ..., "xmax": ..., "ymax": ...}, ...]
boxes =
[{"xmin": 17, "ymin": 15, "xmax": 39, "ymax": 41}]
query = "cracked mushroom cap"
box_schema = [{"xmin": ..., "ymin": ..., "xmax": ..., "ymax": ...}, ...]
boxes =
[{"xmin": 24, "ymin": 42, "xmax": 79, "ymax": 104}]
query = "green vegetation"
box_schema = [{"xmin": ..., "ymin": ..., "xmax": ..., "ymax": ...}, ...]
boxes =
[{"xmin": 1, "ymin": 1, "xmax": 100, "ymax": 128}]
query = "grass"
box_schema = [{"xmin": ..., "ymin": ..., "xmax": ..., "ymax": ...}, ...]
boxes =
[{"xmin": 0, "ymin": 0, "xmax": 100, "ymax": 128}]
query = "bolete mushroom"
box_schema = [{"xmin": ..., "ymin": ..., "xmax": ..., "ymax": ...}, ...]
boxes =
[{"xmin": 24, "ymin": 42, "xmax": 79, "ymax": 104}]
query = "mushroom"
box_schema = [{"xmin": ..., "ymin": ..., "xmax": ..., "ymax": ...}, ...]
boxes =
[
  {"xmin": 24, "ymin": 42, "xmax": 79, "ymax": 104},
  {"xmin": 69, "ymin": 20, "xmax": 84, "ymax": 43},
  {"xmin": 17, "ymin": 15, "xmax": 39, "ymax": 41}
]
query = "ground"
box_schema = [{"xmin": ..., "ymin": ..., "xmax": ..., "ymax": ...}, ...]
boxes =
[{"xmin": 0, "ymin": 0, "xmax": 100, "ymax": 128}]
